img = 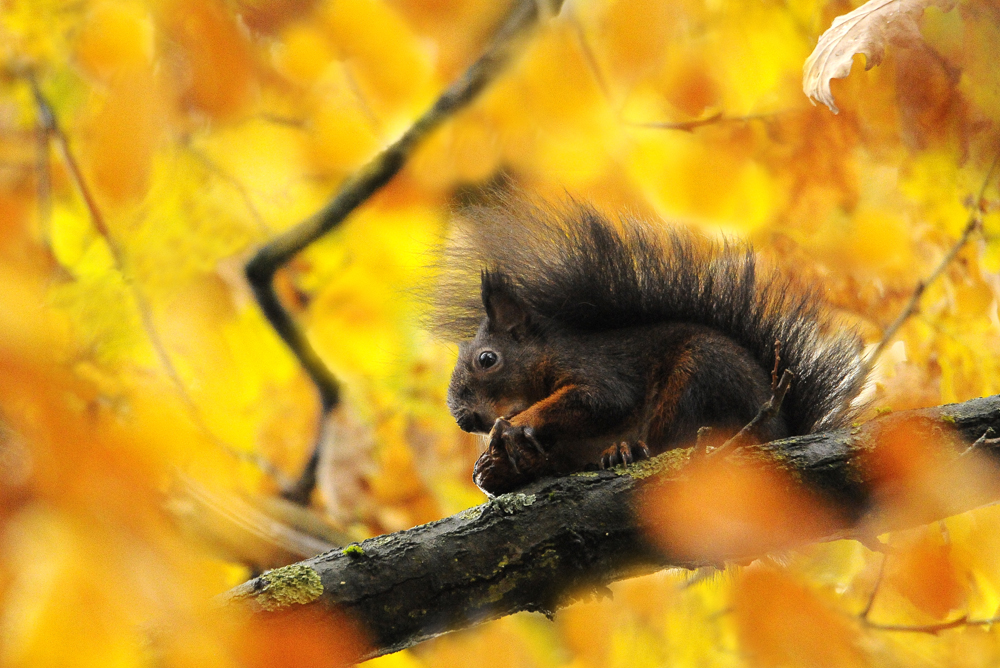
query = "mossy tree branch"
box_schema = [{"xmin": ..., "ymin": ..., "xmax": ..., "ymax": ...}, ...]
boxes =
[{"xmin": 225, "ymin": 394, "xmax": 1000, "ymax": 663}]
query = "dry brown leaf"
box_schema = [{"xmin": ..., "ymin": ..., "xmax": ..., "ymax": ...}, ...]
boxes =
[{"xmin": 803, "ymin": 0, "xmax": 957, "ymax": 113}]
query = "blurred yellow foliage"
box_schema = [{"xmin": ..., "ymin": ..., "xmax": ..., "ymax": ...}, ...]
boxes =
[
  {"xmin": 734, "ymin": 566, "xmax": 865, "ymax": 668},
  {"xmin": 0, "ymin": 0, "xmax": 999, "ymax": 666},
  {"xmin": 74, "ymin": 3, "xmax": 154, "ymax": 82}
]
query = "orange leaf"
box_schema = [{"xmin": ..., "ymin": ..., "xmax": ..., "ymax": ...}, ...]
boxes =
[
  {"xmin": 162, "ymin": 0, "xmax": 256, "ymax": 120},
  {"xmin": 861, "ymin": 416, "xmax": 997, "ymax": 530},
  {"xmin": 597, "ymin": 0, "xmax": 678, "ymax": 84},
  {"xmin": 74, "ymin": 3, "xmax": 153, "ymax": 82},
  {"xmin": 734, "ymin": 566, "xmax": 864, "ymax": 668},
  {"xmin": 659, "ymin": 54, "xmax": 720, "ymax": 118},
  {"xmin": 236, "ymin": 0, "xmax": 319, "ymax": 35},
  {"xmin": 228, "ymin": 606, "xmax": 367, "ymax": 668},
  {"xmin": 886, "ymin": 527, "xmax": 967, "ymax": 619},
  {"xmin": 85, "ymin": 74, "xmax": 164, "ymax": 203},
  {"xmin": 644, "ymin": 455, "xmax": 844, "ymax": 564}
]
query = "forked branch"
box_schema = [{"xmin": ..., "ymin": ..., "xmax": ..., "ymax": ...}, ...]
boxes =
[{"xmin": 244, "ymin": 0, "xmax": 565, "ymax": 504}]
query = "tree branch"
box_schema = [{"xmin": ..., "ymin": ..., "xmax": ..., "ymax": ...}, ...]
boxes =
[
  {"xmin": 244, "ymin": 0, "xmax": 563, "ymax": 504},
  {"xmin": 225, "ymin": 394, "xmax": 1000, "ymax": 662},
  {"xmin": 857, "ymin": 147, "xmax": 1000, "ymax": 380}
]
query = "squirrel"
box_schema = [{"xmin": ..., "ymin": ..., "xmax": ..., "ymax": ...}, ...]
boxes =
[{"xmin": 433, "ymin": 198, "xmax": 868, "ymax": 497}]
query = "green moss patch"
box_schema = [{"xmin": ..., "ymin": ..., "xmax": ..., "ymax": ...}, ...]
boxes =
[
  {"xmin": 458, "ymin": 505, "xmax": 485, "ymax": 521},
  {"xmin": 493, "ymin": 493, "xmax": 536, "ymax": 514},
  {"xmin": 252, "ymin": 564, "xmax": 323, "ymax": 611},
  {"xmin": 624, "ymin": 448, "xmax": 692, "ymax": 479}
]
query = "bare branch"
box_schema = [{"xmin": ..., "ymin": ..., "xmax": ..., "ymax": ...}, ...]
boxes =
[
  {"xmin": 628, "ymin": 111, "xmax": 787, "ymax": 132},
  {"xmin": 565, "ymin": 7, "xmax": 611, "ymax": 102},
  {"xmin": 34, "ymin": 108, "xmax": 52, "ymax": 230},
  {"xmin": 168, "ymin": 473, "xmax": 344, "ymax": 571},
  {"xmin": 855, "ymin": 526, "xmax": 1000, "ymax": 636},
  {"xmin": 862, "ymin": 614, "xmax": 1000, "ymax": 635},
  {"xmin": 708, "ymin": 368, "xmax": 795, "ymax": 457},
  {"xmin": 859, "ymin": 148, "xmax": 1000, "ymax": 379},
  {"xmin": 22, "ymin": 71, "xmax": 290, "ymax": 489},
  {"xmin": 245, "ymin": 0, "xmax": 564, "ymax": 505},
  {"xmin": 859, "ymin": 550, "xmax": 887, "ymax": 620}
]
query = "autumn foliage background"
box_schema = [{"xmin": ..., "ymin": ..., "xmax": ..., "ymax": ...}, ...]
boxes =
[{"xmin": 1, "ymin": 0, "xmax": 1000, "ymax": 666}]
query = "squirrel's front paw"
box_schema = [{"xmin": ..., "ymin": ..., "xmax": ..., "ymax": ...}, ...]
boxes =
[
  {"xmin": 473, "ymin": 418, "xmax": 548, "ymax": 496},
  {"xmin": 488, "ymin": 417, "xmax": 545, "ymax": 474},
  {"xmin": 599, "ymin": 441, "xmax": 650, "ymax": 469}
]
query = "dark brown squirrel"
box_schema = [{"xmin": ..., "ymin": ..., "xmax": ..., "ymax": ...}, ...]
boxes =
[{"xmin": 433, "ymin": 199, "xmax": 868, "ymax": 497}]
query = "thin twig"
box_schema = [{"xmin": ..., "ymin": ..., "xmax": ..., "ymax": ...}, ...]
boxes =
[
  {"xmin": 629, "ymin": 111, "xmax": 785, "ymax": 132},
  {"xmin": 859, "ymin": 149, "xmax": 1000, "ymax": 379},
  {"xmin": 341, "ymin": 64, "xmax": 382, "ymax": 132},
  {"xmin": 700, "ymin": 341, "xmax": 792, "ymax": 457},
  {"xmin": 708, "ymin": 368, "xmax": 794, "ymax": 457},
  {"xmin": 172, "ymin": 472, "xmax": 342, "ymax": 563},
  {"xmin": 770, "ymin": 339, "xmax": 782, "ymax": 392},
  {"xmin": 960, "ymin": 428, "xmax": 997, "ymax": 458},
  {"xmin": 183, "ymin": 142, "xmax": 270, "ymax": 235},
  {"xmin": 34, "ymin": 110, "xmax": 52, "ymax": 230},
  {"xmin": 566, "ymin": 7, "xmax": 611, "ymax": 103},
  {"xmin": 860, "ymin": 550, "xmax": 887, "ymax": 620},
  {"xmin": 862, "ymin": 614, "xmax": 1000, "ymax": 635},
  {"xmin": 245, "ymin": 0, "xmax": 563, "ymax": 505},
  {"xmin": 256, "ymin": 113, "xmax": 308, "ymax": 129},
  {"xmin": 24, "ymin": 71, "xmax": 292, "ymax": 489},
  {"xmin": 857, "ymin": 529, "xmax": 1000, "ymax": 636}
]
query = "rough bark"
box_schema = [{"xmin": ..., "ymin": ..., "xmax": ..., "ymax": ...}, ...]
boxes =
[{"xmin": 225, "ymin": 395, "xmax": 1000, "ymax": 661}]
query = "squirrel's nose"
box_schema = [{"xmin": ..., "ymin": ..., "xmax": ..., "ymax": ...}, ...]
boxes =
[
  {"xmin": 455, "ymin": 411, "xmax": 477, "ymax": 433},
  {"xmin": 473, "ymin": 412, "xmax": 491, "ymax": 433},
  {"xmin": 456, "ymin": 411, "xmax": 489, "ymax": 433}
]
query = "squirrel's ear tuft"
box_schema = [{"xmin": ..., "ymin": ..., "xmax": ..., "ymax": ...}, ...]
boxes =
[{"xmin": 481, "ymin": 270, "xmax": 530, "ymax": 338}]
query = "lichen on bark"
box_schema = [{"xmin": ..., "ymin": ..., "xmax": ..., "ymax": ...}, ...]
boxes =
[{"xmin": 249, "ymin": 563, "xmax": 324, "ymax": 611}]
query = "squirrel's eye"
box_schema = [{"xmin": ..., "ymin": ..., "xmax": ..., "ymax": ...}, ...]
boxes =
[{"xmin": 478, "ymin": 351, "xmax": 498, "ymax": 369}]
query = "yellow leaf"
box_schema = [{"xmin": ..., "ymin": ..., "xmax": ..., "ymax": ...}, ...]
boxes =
[{"xmin": 74, "ymin": 3, "xmax": 153, "ymax": 82}]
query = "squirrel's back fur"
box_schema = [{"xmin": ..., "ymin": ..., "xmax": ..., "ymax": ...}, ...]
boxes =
[{"xmin": 434, "ymin": 198, "xmax": 867, "ymax": 436}]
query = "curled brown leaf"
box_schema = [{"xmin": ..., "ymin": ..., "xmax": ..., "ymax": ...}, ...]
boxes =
[{"xmin": 803, "ymin": 0, "xmax": 957, "ymax": 113}]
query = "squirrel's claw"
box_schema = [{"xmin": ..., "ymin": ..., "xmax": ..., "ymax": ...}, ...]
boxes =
[
  {"xmin": 475, "ymin": 418, "xmax": 550, "ymax": 496},
  {"xmin": 488, "ymin": 417, "xmax": 546, "ymax": 475},
  {"xmin": 488, "ymin": 417, "xmax": 516, "ymax": 472},
  {"xmin": 637, "ymin": 441, "xmax": 651, "ymax": 460},
  {"xmin": 599, "ymin": 441, "xmax": 650, "ymax": 470},
  {"xmin": 523, "ymin": 426, "xmax": 545, "ymax": 455}
]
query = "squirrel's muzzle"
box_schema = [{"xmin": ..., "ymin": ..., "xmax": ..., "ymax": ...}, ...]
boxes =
[{"xmin": 455, "ymin": 410, "xmax": 489, "ymax": 434}]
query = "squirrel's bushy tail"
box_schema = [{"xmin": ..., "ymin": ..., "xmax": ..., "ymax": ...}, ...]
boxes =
[{"xmin": 433, "ymin": 198, "xmax": 867, "ymax": 435}]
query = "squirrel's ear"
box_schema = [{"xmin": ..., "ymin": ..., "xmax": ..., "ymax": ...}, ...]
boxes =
[{"xmin": 481, "ymin": 270, "xmax": 530, "ymax": 338}]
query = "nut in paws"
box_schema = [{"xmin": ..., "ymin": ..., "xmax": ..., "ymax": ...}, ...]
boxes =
[{"xmin": 488, "ymin": 417, "xmax": 546, "ymax": 474}]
